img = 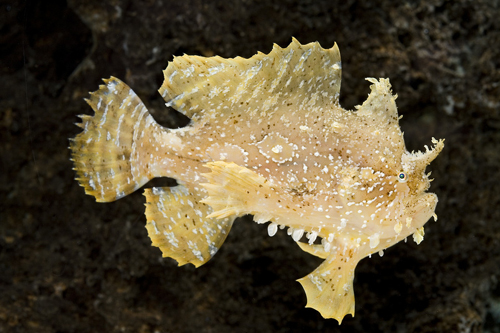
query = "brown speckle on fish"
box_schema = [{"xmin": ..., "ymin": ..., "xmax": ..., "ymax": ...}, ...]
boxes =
[{"xmin": 70, "ymin": 38, "xmax": 444, "ymax": 323}]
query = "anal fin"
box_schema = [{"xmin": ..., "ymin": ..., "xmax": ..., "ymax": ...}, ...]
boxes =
[
  {"xmin": 144, "ymin": 185, "xmax": 234, "ymax": 267},
  {"xmin": 297, "ymin": 245, "xmax": 361, "ymax": 323}
]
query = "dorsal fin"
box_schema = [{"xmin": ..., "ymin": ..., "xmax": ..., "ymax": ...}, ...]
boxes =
[
  {"xmin": 159, "ymin": 38, "xmax": 341, "ymax": 122},
  {"xmin": 355, "ymin": 78, "xmax": 399, "ymax": 126}
]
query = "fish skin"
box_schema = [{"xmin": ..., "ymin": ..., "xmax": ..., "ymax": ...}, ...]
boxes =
[{"xmin": 70, "ymin": 38, "xmax": 444, "ymax": 322}]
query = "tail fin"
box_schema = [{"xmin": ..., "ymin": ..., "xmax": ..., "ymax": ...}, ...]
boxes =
[{"xmin": 70, "ymin": 77, "xmax": 163, "ymax": 202}]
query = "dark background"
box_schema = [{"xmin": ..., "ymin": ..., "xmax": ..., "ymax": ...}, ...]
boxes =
[{"xmin": 1, "ymin": 0, "xmax": 499, "ymax": 332}]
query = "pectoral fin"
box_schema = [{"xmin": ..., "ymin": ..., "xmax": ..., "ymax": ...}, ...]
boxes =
[
  {"xmin": 297, "ymin": 246, "xmax": 361, "ymax": 323},
  {"xmin": 200, "ymin": 161, "xmax": 276, "ymax": 219},
  {"xmin": 144, "ymin": 185, "xmax": 234, "ymax": 267}
]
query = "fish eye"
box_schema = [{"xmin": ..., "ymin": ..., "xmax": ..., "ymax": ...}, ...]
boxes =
[{"xmin": 397, "ymin": 172, "xmax": 408, "ymax": 183}]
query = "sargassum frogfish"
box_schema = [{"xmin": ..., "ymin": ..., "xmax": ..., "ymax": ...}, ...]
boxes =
[{"xmin": 70, "ymin": 38, "xmax": 444, "ymax": 323}]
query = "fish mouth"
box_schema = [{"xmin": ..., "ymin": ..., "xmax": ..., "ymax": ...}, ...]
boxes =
[{"xmin": 408, "ymin": 192, "xmax": 438, "ymax": 229}]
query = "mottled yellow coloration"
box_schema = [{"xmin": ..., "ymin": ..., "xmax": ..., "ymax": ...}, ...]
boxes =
[{"xmin": 70, "ymin": 38, "xmax": 444, "ymax": 323}]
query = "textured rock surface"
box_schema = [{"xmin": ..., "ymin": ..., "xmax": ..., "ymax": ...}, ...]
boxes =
[{"xmin": 1, "ymin": 0, "xmax": 499, "ymax": 332}]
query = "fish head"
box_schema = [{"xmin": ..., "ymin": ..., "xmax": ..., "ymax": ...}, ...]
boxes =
[{"xmin": 397, "ymin": 137, "xmax": 445, "ymax": 232}]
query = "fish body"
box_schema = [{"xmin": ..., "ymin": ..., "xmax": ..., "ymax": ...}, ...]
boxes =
[{"xmin": 70, "ymin": 39, "xmax": 444, "ymax": 322}]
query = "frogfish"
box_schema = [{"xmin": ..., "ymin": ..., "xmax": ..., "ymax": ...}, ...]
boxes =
[{"xmin": 70, "ymin": 38, "xmax": 444, "ymax": 323}]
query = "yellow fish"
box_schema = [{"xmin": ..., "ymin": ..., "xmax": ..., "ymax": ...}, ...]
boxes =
[{"xmin": 70, "ymin": 38, "xmax": 444, "ymax": 323}]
